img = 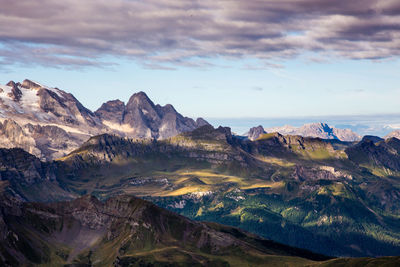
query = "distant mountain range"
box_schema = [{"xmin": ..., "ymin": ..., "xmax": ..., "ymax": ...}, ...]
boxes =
[
  {"xmin": 263, "ymin": 123, "xmax": 361, "ymax": 142},
  {"xmin": 0, "ymin": 79, "xmax": 208, "ymax": 160},
  {"xmin": 386, "ymin": 129, "xmax": 400, "ymax": 139}
]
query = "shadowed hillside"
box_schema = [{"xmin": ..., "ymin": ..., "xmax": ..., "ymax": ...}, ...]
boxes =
[{"xmin": 0, "ymin": 194, "xmax": 332, "ymax": 266}]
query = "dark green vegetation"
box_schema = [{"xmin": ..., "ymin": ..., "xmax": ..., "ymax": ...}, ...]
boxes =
[
  {"xmin": 0, "ymin": 194, "xmax": 332, "ymax": 266},
  {"xmin": 2, "ymin": 125, "xmax": 400, "ymax": 259}
]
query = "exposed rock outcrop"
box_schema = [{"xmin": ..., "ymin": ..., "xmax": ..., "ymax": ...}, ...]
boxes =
[
  {"xmin": 0, "ymin": 148, "xmax": 74, "ymax": 201},
  {"xmin": 94, "ymin": 99, "xmax": 125, "ymax": 124}
]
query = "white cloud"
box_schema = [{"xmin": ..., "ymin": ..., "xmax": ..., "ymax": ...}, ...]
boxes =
[{"xmin": 1, "ymin": 0, "xmax": 400, "ymax": 68}]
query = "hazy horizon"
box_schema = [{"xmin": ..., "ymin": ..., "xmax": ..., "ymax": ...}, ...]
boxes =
[{"xmin": 207, "ymin": 113, "xmax": 400, "ymax": 137}]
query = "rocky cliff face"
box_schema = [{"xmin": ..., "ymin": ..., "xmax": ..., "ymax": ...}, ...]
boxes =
[
  {"xmin": 0, "ymin": 80, "xmax": 209, "ymax": 160},
  {"xmin": 0, "ymin": 148, "xmax": 55, "ymax": 186},
  {"xmin": 94, "ymin": 99, "xmax": 125, "ymax": 124},
  {"xmin": 265, "ymin": 122, "xmax": 361, "ymax": 142},
  {"xmin": 0, "ymin": 148, "xmax": 74, "ymax": 201},
  {"xmin": 0, "ymin": 119, "xmax": 39, "ymax": 156},
  {"xmin": 96, "ymin": 91, "xmax": 209, "ymax": 139},
  {"xmin": 0, "ymin": 118, "xmax": 89, "ymax": 161}
]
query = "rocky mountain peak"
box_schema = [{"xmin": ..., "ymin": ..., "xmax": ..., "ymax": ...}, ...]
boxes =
[
  {"xmin": 110, "ymin": 91, "xmax": 208, "ymax": 139},
  {"xmin": 247, "ymin": 125, "xmax": 266, "ymax": 141},
  {"xmin": 302, "ymin": 123, "xmax": 333, "ymax": 135},
  {"xmin": 125, "ymin": 91, "xmax": 158, "ymax": 117},
  {"xmin": 217, "ymin": 126, "xmax": 233, "ymax": 140},
  {"xmin": 95, "ymin": 99, "xmax": 125, "ymax": 124},
  {"xmin": 128, "ymin": 91, "xmax": 154, "ymax": 106},
  {"xmin": 160, "ymin": 103, "xmax": 177, "ymax": 114},
  {"xmin": 196, "ymin": 117, "xmax": 210, "ymax": 127},
  {"xmin": 5, "ymin": 81, "xmax": 23, "ymax": 102},
  {"xmin": 21, "ymin": 79, "xmax": 42, "ymax": 90},
  {"xmin": 6, "ymin": 81, "xmax": 20, "ymax": 88},
  {"xmin": 98, "ymin": 99, "xmax": 125, "ymax": 110}
]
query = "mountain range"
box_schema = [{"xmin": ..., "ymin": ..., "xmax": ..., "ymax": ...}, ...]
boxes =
[
  {"xmin": 1, "ymin": 79, "xmax": 400, "ymax": 265},
  {"xmin": 264, "ymin": 123, "xmax": 361, "ymax": 142},
  {"xmin": 0, "ymin": 79, "xmax": 208, "ymax": 160},
  {"xmin": 386, "ymin": 129, "xmax": 400, "ymax": 140},
  {"xmin": 2, "ymin": 124, "xmax": 400, "ymax": 258},
  {"xmin": 2, "ymin": 79, "xmax": 396, "ymax": 161}
]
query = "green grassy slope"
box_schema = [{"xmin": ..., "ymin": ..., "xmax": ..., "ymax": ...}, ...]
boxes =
[{"xmin": 2, "ymin": 126, "xmax": 400, "ymax": 258}]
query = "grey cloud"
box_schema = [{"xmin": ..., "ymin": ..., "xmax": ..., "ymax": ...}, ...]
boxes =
[{"xmin": 1, "ymin": 0, "xmax": 400, "ymax": 68}]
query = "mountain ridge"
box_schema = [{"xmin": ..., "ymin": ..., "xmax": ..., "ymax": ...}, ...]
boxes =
[{"xmin": 0, "ymin": 193, "xmax": 332, "ymax": 266}]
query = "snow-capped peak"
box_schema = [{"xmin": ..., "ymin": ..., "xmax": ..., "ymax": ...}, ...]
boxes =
[{"xmin": 20, "ymin": 79, "xmax": 64, "ymax": 98}]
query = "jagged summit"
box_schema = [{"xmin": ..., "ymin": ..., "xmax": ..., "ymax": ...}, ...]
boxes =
[
  {"xmin": 20, "ymin": 79, "xmax": 42, "ymax": 90},
  {"xmin": 129, "ymin": 90, "xmax": 153, "ymax": 103},
  {"xmin": 196, "ymin": 117, "xmax": 209, "ymax": 127},
  {"xmin": 98, "ymin": 90, "xmax": 209, "ymax": 139},
  {"xmin": 95, "ymin": 99, "xmax": 125, "ymax": 124}
]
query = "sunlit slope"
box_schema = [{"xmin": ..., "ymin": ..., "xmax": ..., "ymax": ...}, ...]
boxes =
[
  {"xmin": 57, "ymin": 126, "xmax": 356, "ymax": 199},
  {"xmin": 32, "ymin": 126, "xmax": 400, "ymax": 257}
]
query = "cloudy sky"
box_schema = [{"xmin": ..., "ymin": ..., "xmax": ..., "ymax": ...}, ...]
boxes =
[{"xmin": 1, "ymin": 0, "xmax": 400, "ymax": 118}]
